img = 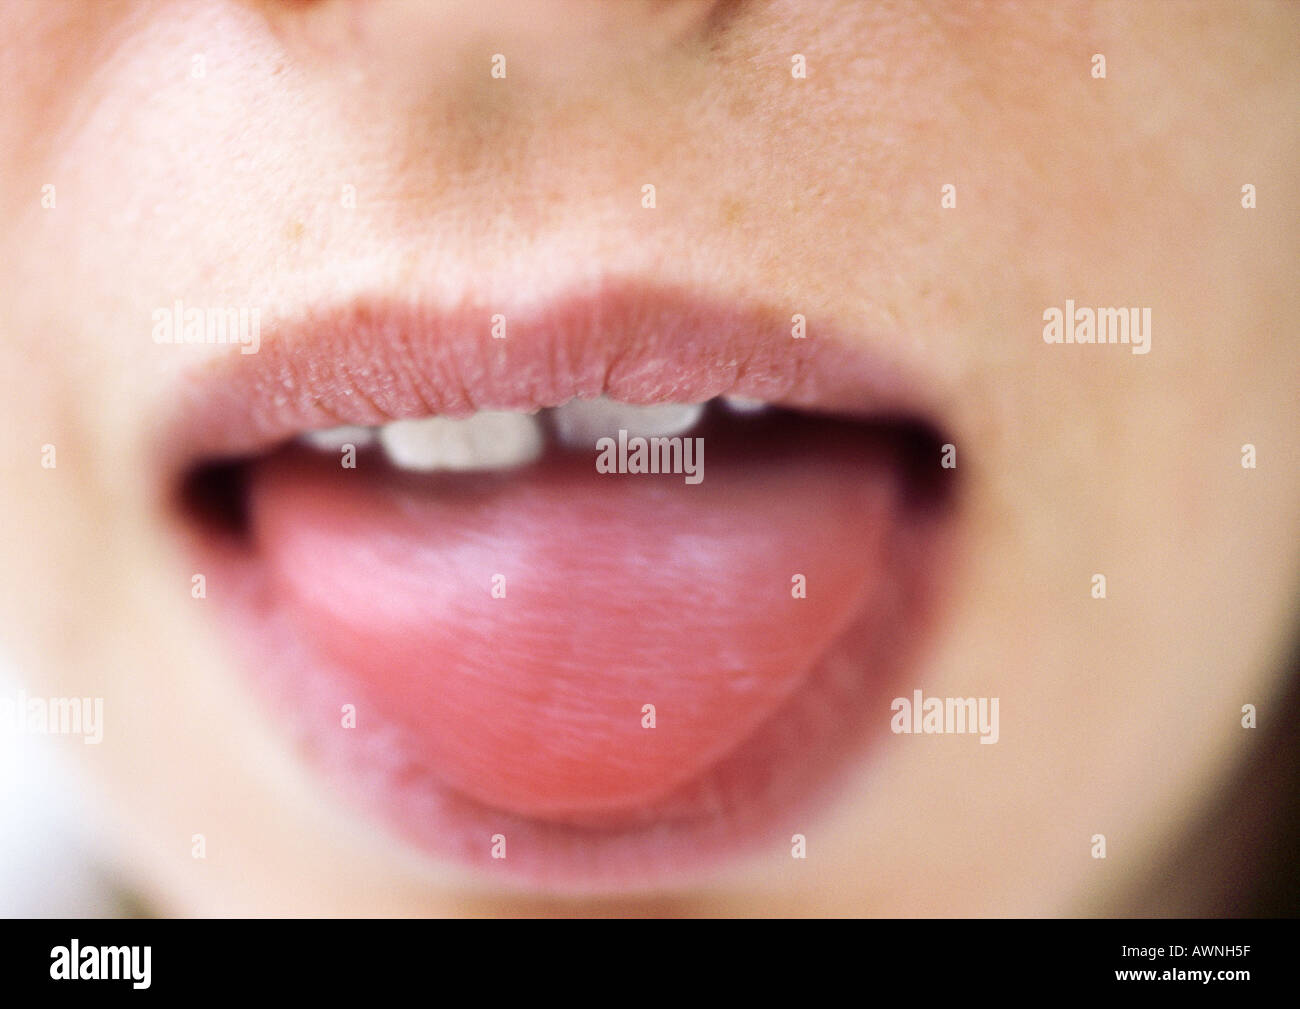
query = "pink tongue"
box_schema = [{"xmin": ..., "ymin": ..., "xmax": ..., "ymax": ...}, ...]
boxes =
[{"xmin": 247, "ymin": 432, "xmax": 902, "ymax": 820}]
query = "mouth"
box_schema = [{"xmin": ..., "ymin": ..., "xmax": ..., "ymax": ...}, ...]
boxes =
[{"xmin": 164, "ymin": 281, "xmax": 960, "ymax": 891}]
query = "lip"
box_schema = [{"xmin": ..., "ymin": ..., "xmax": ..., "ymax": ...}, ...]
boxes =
[{"xmin": 161, "ymin": 279, "xmax": 960, "ymax": 892}]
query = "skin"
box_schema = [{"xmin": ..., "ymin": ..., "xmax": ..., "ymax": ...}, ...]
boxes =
[{"xmin": 0, "ymin": 0, "xmax": 1296, "ymax": 916}]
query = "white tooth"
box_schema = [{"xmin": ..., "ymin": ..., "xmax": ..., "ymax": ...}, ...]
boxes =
[
  {"xmin": 551, "ymin": 397, "xmax": 705, "ymax": 448},
  {"xmin": 721, "ymin": 395, "xmax": 769, "ymax": 414},
  {"xmin": 379, "ymin": 411, "xmax": 544, "ymax": 472},
  {"xmin": 301, "ymin": 425, "xmax": 377, "ymax": 450}
]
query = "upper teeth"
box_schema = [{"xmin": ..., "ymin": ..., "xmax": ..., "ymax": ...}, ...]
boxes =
[
  {"xmin": 549, "ymin": 397, "xmax": 705, "ymax": 448},
  {"xmin": 720, "ymin": 395, "xmax": 768, "ymax": 414},
  {"xmin": 301, "ymin": 425, "xmax": 377, "ymax": 451},
  {"xmin": 299, "ymin": 394, "xmax": 767, "ymax": 473},
  {"xmin": 378, "ymin": 411, "xmax": 545, "ymax": 472}
]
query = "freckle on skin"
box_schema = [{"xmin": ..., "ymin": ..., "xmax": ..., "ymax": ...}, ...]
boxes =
[{"xmin": 285, "ymin": 219, "xmax": 305, "ymax": 242}]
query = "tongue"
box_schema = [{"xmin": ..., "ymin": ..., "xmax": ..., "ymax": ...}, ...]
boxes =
[{"xmin": 245, "ymin": 419, "xmax": 905, "ymax": 821}]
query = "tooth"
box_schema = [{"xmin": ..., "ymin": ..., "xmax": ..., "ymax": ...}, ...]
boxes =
[
  {"xmin": 721, "ymin": 395, "xmax": 769, "ymax": 414},
  {"xmin": 551, "ymin": 397, "xmax": 705, "ymax": 448},
  {"xmin": 301, "ymin": 425, "xmax": 377, "ymax": 450},
  {"xmin": 379, "ymin": 411, "xmax": 544, "ymax": 472}
]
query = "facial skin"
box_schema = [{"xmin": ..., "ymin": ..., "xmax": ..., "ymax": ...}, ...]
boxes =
[{"xmin": 0, "ymin": 0, "xmax": 1296, "ymax": 916}]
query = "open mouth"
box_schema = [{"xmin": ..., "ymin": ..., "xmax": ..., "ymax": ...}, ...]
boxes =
[{"xmin": 165, "ymin": 282, "xmax": 959, "ymax": 890}]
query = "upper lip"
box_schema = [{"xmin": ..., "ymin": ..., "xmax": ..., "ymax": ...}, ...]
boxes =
[{"xmin": 158, "ymin": 278, "xmax": 947, "ymax": 474}]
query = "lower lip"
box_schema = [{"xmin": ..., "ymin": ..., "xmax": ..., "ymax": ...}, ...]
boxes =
[{"xmin": 193, "ymin": 410, "xmax": 954, "ymax": 889}]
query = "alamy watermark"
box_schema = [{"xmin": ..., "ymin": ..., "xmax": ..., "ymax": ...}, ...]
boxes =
[
  {"xmin": 891, "ymin": 689, "xmax": 999, "ymax": 744},
  {"xmin": 50, "ymin": 941, "xmax": 150, "ymax": 989},
  {"xmin": 0, "ymin": 691, "xmax": 103, "ymax": 744},
  {"xmin": 1043, "ymin": 300, "xmax": 1150, "ymax": 355},
  {"xmin": 595, "ymin": 429, "xmax": 704, "ymax": 485},
  {"xmin": 152, "ymin": 299, "xmax": 260, "ymax": 354}
]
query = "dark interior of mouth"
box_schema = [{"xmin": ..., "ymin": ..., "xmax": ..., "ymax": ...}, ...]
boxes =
[{"xmin": 179, "ymin": 404, "xmax": 954, "ymax": 540}]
